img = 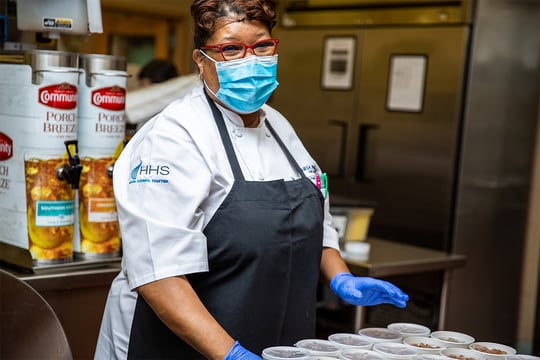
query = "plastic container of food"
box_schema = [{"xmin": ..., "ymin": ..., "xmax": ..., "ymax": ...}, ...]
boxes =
[
  {"xmin": 328, "ymin": 333, "xmax": 373, "ymax": 350},
  {"xmin": 469, "ymin": 342, "xmax": 517, "ymax": 360},
  {"xmin": 387, "ymin": 323, "xmax": 431, "ymax": 338},
  {"xmin": 373, "ymin": 342, "xmax": 418, "ymax": 360},
  {"xmin": 506, "ymin": 355, "xmax": 540, "ymax": 360},
  {"xmin": 358, "ymin": 327, "xmax": 402, "ymax": 343},
  {"xmin": 262, "ymin": 346, "xmax": 311, "ymax": 360},
  {"xmin": 440, "ymin": 348, "xmax": 485, "ymax": 360},
  {"xmin": 412, "ymin": 354, "xmax": 446, "ymax": 360},
  {"xmin": 430, "ymin": 331, "xmax": 475, "ymax": 349},
  {"xmin": 340, "ymin": 348, "xmax": 386, "ymax": 360},
  {"xmin": 295, "ymin": 339, "xmax": 341, "ymax": 358},
  {"xmin": 403, "ymin": 336, "xmax": 446, "ymax": 354}
]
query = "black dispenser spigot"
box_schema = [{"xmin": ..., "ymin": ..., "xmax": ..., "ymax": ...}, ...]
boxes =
[
  {"xmin": 106, "ymin": 163, "xmax": 114, "ymax": 179},
  {"xmin": 56, "ymin": 140, "xmax": 83, "ymax": 189}
]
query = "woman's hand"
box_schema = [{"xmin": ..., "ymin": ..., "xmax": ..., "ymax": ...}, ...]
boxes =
[
  {"xmin": 137, "ymin": 276, "xmax": 235, "ymax": 360},
  {"xmin": 224, "ymin": 341, "xmax": 262, "ymax": 360},
  {"xmin": 330, "ymin": 272, "xmax": 409, "ymax": 308}
]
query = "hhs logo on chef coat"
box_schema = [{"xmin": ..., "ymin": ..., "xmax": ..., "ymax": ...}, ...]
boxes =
[{"xmin": 129, "ymin": 161, "xmax": 170, "ymax": 184}]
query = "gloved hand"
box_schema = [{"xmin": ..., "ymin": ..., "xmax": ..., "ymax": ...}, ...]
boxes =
[
  {"xmin": 330, "ymin": 272, "xmax": 409, "ymax": 308},
  {"xmin": 224, "ymin": 341, "xmax": 262, "ymax": 360}
]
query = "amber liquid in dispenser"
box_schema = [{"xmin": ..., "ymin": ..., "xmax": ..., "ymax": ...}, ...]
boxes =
[
  {"xmin": 25, "ymin": 157, "xmax": 74, "ymax": 262},
  {"xmin": 78, "ymin": 156, "xmax": 120, "ymax": 255}
]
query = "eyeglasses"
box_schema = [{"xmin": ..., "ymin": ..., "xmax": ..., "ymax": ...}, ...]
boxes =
[{"xmin": 200, "ymin": 38, "xmax": 279, "ymax": 61}]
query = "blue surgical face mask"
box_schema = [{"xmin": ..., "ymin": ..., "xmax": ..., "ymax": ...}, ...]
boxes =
[{"xmin": 201, "ymin": 51, "xmax": 279, "ymax": 114}]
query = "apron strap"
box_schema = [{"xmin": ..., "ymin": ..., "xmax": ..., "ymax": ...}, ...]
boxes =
[
  {"xmin": 204, "ymin": 90, "xmax": 306, "ymax": 181},
  {"xmin": 264, "ymin": 119, "xmax": 305, "ymax": 178},
  {"xmin": 204, "ymin": 90, "xmax": 245, "ymax": 181}
]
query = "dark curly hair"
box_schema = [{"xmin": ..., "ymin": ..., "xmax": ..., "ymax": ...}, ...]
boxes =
[{"xmin": 190, "ymin": 0, "xmax": 277, "ymax": 49}]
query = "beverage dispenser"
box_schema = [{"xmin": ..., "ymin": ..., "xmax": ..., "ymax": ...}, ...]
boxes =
[
  {"xmin": 76, "ymin": 54, "xmax": 128, "ymax": 259},
  {"xmin": 0, "ymin": 50, "xmax": 81, "ymax": 265}
]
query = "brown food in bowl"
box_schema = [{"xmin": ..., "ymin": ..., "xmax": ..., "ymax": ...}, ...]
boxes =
[
  {"xmin": 448, "ymin": 355, "xmax": 476, "ymax": 360},
  {"xmin": 472, "ymin": 345, "xmax": 507, "ymax": 355},
  {"xmin": 412, "ymin": 343, "xmax": 440, "ymax": 349},
  {"xmin": 442, "ymin": 337, "xmax": 460, "ymax": 343}
]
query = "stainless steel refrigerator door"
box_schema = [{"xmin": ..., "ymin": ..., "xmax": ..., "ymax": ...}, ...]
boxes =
[
  {"xmin": 270, "ymin": 28, "xmax": 361, "ymax": 178},
  {"xmin": 349, "ymin": 26, "xmax": 470, "ymax": 251},
  {"xmin": 271, "ymin": 25, "xmax": 469, "ymax": 251}
]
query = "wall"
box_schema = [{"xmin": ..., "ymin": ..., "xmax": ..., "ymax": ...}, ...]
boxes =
[{"xmin": 517, "ymin": 100, "xmax": 540, "ymax": 353}]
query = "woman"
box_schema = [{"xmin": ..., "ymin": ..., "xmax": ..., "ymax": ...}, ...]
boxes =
[{"xmin": 95, "ymin": 1, "xmax": 409, "ymax": 359}]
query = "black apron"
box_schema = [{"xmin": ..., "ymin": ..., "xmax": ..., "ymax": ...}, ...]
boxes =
[{"xmin": 127, "ymin": 94, "xmax": 324, "ymax": 359}]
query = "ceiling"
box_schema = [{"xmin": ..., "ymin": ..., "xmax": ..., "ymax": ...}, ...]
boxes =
[{"xmin": 100, "ymin": 0, "xmax": 192, "ymax": 18}]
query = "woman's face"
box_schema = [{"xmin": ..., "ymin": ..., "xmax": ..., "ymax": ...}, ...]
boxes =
[{"xmin": 193, "ymin": 19, "xmax": 272, "ymax": 102}]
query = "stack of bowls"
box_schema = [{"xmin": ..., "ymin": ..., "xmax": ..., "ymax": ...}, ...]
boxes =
[
  {"xmin": 277, "ymin": 321, "xmax": 536, "ymax": 360},
  {"xmin": 295, "ymin": 339, "xmax": 342, "ymax": 359}
]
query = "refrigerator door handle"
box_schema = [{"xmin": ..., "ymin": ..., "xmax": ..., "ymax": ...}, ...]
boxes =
[
  {"xmin": 356, "ymin": 123, "xmax": 379, "ymax": 183},
  {"xmin": 329, "ymin": 119, "xmax": 348, "ymax": 178}
]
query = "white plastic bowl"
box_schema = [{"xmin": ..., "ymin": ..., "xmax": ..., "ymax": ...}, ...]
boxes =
[
  {"xmin": 358, "ymin": 327, "xmax": 402, "ymax": 343},
  {"xmin": 506, "ymin": 355, "xmax": 540, "ymax": 360},
  {"xmin": 340, "ymin": 348, "xmax": 386, "ymax": 360},
  {"xmin": 412, "ymin": 354, "xmax": 446, "ymax": 360},
  {"xmin": 403, "ymin": 336, "xmax": 446, "ymax": 354},
  {"xmin": 295, "ymin": 339, "xmax": 341, "ymax": 357},
  {"xmin": 328, "ymin": 333, "xmax": 373, "ymax": 350},
  {"xmin": 262, "ymin": 346, "xmax": 311, "ymax": 360},
  {"xmin": 387, "ymin": 323, "xmax": 431, "ymax": 338},
  {"xmin": 469, "ymin": 342, "xmax": 516, "ymax": 360},
  {"xmin": 440, "ymin": 348, "xmax": 485, "ymax": 360},
  {"xmin": 373, "ymin": 342, "xmax": 418, "ymax": 360},
  {"xmin": 430, "ymin": 331, "xmax": 475, "ymax": 349}
]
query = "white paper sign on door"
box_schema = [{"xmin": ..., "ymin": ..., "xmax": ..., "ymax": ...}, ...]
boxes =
[{"xmin": 387, "ymin": 55, "xmax": 427, "ymax": 112}]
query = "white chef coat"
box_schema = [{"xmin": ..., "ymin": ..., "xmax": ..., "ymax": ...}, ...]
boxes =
[{"xmin": 94, "ymin": 85, "xmax": 340, "ymax": 359}]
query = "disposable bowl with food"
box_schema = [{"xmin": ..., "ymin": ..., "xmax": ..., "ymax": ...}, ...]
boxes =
[
  {"xmin": 373, "ymin": 342, "xmax": 418, "ymax": 360},
  {"xmin": 403, "ymin": 336, "xmax": 446, "ymax": 354},
  {"xmin": 430, "ymin": 331, "xmax": 475, "ymax": 349},
  {"xmin": 469, "ymin": 342, "xmax": 516, "ymax": 360},
  {"xmin": 340, "ymin": 348, "xmax": 386, "ymax": 360},
  {"xmin": 262, "ymin": 346, "xmax": 311, "ymax": 360},
  {"xmin": 440, "ymin": 347, "xmax": 484, "ymax": 360},
  {"xmin": 506, "ymin": 355, "xmax": 540, "ymax": 360},
  {"xmin": 412, "ymin": 354, "xmax": 446, "ymax": 360},
  {"xmin": 295, "ymin": 339, "xmax": 341, "ymax": 357},
  {"xmin": 328, "ymin": 333, "xmax": 373, "ymax": 350},
  {"xmin": 358, "ymin": 327, "xmax": 402, "ymax": 343},
  {"xmin": 387, "ymin": 323, "xmax": 431, "ymax": 338}
]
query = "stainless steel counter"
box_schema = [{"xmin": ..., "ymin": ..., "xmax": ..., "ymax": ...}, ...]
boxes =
[
  {"xmin": 1, "ymin": 238, "xmax": 465, "ymax": 357},
  {"xmin": 2, "ymin": 260, "xmax": 121, "ymax": 360},
  {"xmin": 343, "ymin": 238, "xmax": 467, "ymax": 331}
]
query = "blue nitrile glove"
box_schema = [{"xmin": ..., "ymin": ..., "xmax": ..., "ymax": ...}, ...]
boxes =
[
  {"xmin": 224, "ymin": 341, "xmax": 262, "ymax": 360},
  {"xmin": 330, "ymin": 272, "xmax": 409, "ymax": 308}
]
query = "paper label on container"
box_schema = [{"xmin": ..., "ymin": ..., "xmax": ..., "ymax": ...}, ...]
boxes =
[
  {"xmin": 35, "ymin": 200, "xmax": 74, "ymax": 226},
  {"xmin": 88, "ymin": 197, "xmax": 118, "ymax": 222}
]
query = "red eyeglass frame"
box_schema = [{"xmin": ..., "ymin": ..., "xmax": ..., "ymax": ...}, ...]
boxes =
[{"xmin": 200, "ymin": 38, "xmax": 279, "ymax": 60}]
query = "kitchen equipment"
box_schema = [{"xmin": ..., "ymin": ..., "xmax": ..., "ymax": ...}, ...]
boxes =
[
  {"xmin": 0, "ymin": 49, "xmax": 81, "ymax": 264},
  {"xmin": 76, "ymin": 53, "xmax": 128, "ymax": 259},
  {"xmin": 271, "ymin": 0, "xmax": 539, "ymax": 344}
]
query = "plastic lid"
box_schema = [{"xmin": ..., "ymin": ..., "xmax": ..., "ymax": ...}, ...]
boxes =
[
  {"xmin": 359, "ymin": 328, "xmax": 402, "ymax": 342},
  {"xmin": 328, "ymin": 333, "xmax": 372, "ymax": 348},
  {"xmin": 295, "ymin": 339, "xmax": 341, "ymax": 356},
  {"xmin": 373, "ymin": 342, "xmax": 418, "ymax": 357},
  {"xmin": 387, "ymin": 323, "xmax": 431, "ymax": 337},
  {"xmin": 262, "ymin": 346, "xmax": 311, "ymax": 360},
  {"xmin": 340, "ymin": 349, "xmax": 386, "ymax": 360}
]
